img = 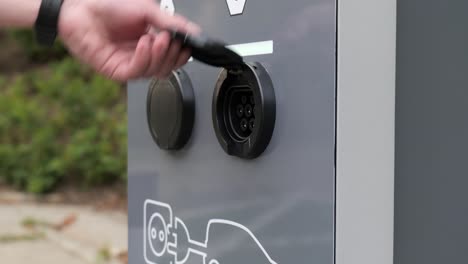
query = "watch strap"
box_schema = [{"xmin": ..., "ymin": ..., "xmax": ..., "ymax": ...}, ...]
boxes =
[{"xmin": 35, "ymin": 0, "xmax": 64, "ymax": 46}]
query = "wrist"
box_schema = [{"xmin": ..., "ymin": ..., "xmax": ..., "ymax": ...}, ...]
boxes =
[
  {"xmin": 0, "ymin": 0, "xmax": 42, "ymax": 28},
  {"xmin": 27, "ymin": 0, "xmax": 43, "ymax": 27}
]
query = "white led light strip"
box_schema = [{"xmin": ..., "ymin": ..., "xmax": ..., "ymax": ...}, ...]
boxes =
[{"xmin": 227, "ymin": 40, "xmax": 274, "ymax": 57}]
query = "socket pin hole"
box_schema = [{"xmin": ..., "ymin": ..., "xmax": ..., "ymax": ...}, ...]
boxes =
[{"xmin": 225, "ymin": 86, "xmax": 255, "ymax": 141}]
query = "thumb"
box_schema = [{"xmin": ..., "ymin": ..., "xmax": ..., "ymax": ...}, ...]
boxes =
[{"xmin": 144, "ymin": 3, "xmax": 201, "ymax": 34}]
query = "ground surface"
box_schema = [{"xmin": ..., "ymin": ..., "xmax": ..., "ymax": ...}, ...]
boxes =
[{"xmin": 0, "ymin": 184, "xmax": 128, "ymax": 264}]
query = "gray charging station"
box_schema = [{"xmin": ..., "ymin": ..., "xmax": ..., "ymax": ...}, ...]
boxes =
[
  {"xmin": 128, "ymin": 1, "xmax": 396, "ymax": 264},
  {"xmin": 395, "ymin": 1, "xmax": 468, "ymax": 263}
]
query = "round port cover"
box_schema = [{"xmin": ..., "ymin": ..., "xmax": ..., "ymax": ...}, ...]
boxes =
[{"xmin": 147, "ymin": 69, "xmax": 195, "ymax": 150}]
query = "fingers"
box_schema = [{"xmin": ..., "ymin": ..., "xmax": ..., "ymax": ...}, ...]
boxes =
[
  {"xmin": 145, "ymin": 8, "xmax": 185, "ymax": 31},
  {"xmin": 136, "ymin": 2, "xmax": 199, "ymax": 78},
  {"xmin": 185, "ymin": 22, "xmax": 202, "ymax": 35},
  {"xmin": 144, "ymin": 3, "xmax": 201, "ymax": 35},
  {"xmin": 102, "ymin": 34, "xmax": 190, "ymax": 81},
  {"xmin": 158, "ymin": 38, "xmax": 183, "ymax": 78},
  {"xmin": 144, "ymin": 32, "xmax": 190, "ymax": 79},
  {"xmin": 99, "ymin": 10, "xmax": 196, "ymax": 82},
  {"xmin": 111, "ymin": 34, "xmax": 152, "ymax": 81},
  {"xmin": 144, "ymin": 32, "xmax": 170, "ymax": 77},
  {"xmin": 174, "ymin": 48, "xmax": 191, "ymax": 69}
]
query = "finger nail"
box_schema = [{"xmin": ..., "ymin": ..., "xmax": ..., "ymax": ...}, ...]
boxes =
[{"xmin": 186, "ymin": 22, "xmax": 202, "ymax": 35}]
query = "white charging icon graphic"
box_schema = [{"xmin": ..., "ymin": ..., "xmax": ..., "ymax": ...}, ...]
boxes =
[
  {"xmin": 148, "ymin": 212, "xmax": 168, "ymax": 257},
  {"xmin": 143, "ymin": 199, "xmax": 277, "ymax": 264}
]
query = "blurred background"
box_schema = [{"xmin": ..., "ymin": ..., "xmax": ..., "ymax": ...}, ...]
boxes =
[{"xmin": 0, "ymin": 29, "xmax": 128, "ymax": 264}]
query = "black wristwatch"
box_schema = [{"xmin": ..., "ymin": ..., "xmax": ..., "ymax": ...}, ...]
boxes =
[{"xmin": 34, "ymin": 0, "xmax": 64, "ymax": 46}]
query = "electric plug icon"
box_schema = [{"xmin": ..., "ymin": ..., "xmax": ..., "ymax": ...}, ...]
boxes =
[{"xmin": 144, "ymin": 199, "xmax": 277, "ymax": 264}]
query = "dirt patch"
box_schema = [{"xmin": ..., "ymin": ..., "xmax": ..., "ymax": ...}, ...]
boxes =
[
  {"xmin": 0, "ymin": 182, "xmax": 127, "ymax": 213},
  {"xmin": 47, "ymin": 183, "xmax": 128, "ymax": 212}
]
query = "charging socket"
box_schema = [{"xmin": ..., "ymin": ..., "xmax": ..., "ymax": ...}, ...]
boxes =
[{"xmin": 212, "ymin": 62, "xmax": 275, "ymax": 159}]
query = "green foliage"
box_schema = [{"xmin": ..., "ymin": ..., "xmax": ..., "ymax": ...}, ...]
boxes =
[
  {"xmin": 0, "ymin": 58, "xmax": 127, "ymax": 193},
  {"xmin": 8, "ymin": 29, "xmax": 68, "ymax": 62}
]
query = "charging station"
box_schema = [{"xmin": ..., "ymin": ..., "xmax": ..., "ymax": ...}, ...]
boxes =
[{"xmin": 128, "ymin": 1, "xmax": 396, "ymax": 264}]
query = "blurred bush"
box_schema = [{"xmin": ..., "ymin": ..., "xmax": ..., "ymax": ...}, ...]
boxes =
[
  {"xmin": 8, "ymin": 29, "xmax": 68, "ymax": 62},
  {"xmin": 0, "ymin": 30, "xmax": 127, "ymax": 194}
]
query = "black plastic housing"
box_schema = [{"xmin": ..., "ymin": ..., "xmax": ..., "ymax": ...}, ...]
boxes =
[
  {"xmin": 212, "ymin": 62, "xmax": 276, "ymax": 159},
  {"xmin": 147, "ymin": 69, "xmax": 195, "ymax": 150}
]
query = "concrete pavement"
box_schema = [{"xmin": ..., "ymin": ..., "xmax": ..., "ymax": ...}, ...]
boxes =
[{"xmin": 0, "ymin": 190, "xmax": 127, "ymax": 264}]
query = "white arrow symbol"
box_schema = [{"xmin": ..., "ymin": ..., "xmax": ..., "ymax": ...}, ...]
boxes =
[
  {"xmin": 160, "ymin": 0, "xmax": 175, "ymax": 15},
  {"xmin": 226, "ymin": 0, "xmax": 247, "ymax": 16}
]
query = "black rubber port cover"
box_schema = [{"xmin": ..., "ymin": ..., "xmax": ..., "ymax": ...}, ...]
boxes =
[
  {"xmin": 147, "ymin": 69, "xmax": 195, "ymax": 150},
  {"xmin": 171, "ymin": 30, "xmax": 244, "ymax": 69}
]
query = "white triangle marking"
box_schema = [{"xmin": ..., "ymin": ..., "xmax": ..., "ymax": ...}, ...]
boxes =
[
  {"xmin": 226, "ymin": 0, "xmax": 247, "ymax": 15},
  {"xmin": 160, "ymin": 0, "xmax": 175, "ymax": 15}
]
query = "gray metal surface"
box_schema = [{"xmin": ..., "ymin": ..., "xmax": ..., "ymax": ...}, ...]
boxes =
[
  {"xmin": 128, "ymin": 1, "xmax": 337, "ymax": 264},
  {"xmin": 395, "ymin": 0, "xmax": 468, "ymax": 263}
]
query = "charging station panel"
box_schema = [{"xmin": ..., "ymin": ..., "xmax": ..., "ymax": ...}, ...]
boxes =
[{"xmin": 128, "ymin": 1, "xmax": 396, "ymax": 264}]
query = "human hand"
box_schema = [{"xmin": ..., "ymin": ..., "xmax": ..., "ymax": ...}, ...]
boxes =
[{"xmin": 58, "ymin": 0, "xmax": 200, "ymax": 82}]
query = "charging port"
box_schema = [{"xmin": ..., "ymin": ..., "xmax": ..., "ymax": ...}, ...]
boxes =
[
  {"xmin": 212, "ymin": 62, "xmax": 275, "ymax": 159},
  {"xmin": 225, "ymin": 86, "xmax": 255, "ymax": 141}
]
